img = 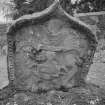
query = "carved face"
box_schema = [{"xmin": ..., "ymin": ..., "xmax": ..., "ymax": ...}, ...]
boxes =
[{"xmin": 14, "ymin": 19, "xmax": 89, "ymax": 91}]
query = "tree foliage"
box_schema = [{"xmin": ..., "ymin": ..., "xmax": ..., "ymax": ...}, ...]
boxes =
[
  {"xmin": 13, "ymin": 0, "xmax": 50, "ymax": 19},
  {"xmin": 13, "ymin": 0, "xmax": 105, "ymax": 19},
  {"xmin": 73, "ymin": 0, "xmax": 105, "ymax": 13}
]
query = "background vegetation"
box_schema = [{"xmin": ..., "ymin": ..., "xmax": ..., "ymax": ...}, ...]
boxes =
[{"xmin": 12, "ymin": 0, "xmax": 105, "ymax": 19}]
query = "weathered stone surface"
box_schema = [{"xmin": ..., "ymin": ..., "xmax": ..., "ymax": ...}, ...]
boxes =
[
  {"xmin": 14, "ymin": 18, "xmax": 89, "ymax": 91},
  {"xmin": 0, "ymin": 2, "xmax": 105, "ymax": 104}
]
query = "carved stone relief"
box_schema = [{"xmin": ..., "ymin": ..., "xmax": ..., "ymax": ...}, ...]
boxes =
[
  {"xmin": 14, "ymin": 18, "xmax": 90, "ymax": 92},
  {"xmin": 0, "ymin": 0, "xmax": 104, "ymax": 105}
]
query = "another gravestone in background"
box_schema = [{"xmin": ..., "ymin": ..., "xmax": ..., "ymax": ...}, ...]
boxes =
[
  {"xmin": 75, "ymin": 12, "xmax": 105, "ymax": 88},
  {"xmin": 0, "ymin": 24, "xmax": 9, "ymax": 89}
]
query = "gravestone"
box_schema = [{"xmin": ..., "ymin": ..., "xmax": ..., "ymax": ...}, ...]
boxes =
[{"xmin": 0, "ymin": 0, "xmax": 105, "ymax": 105}]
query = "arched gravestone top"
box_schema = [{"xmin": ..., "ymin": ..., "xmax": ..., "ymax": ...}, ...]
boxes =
[
  {"xmin": 7, "ymin": 0, "xmax": 97, "ymax": 43},
  {"xmin": 4, "ymin": 0, "xmax": 101, "ymax": 103},
  {"xmin": 6, "ymin": 0, "xmax": 98, "ymax": 92}
]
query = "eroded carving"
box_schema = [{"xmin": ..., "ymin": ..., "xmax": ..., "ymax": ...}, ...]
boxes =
[
  {"xmin": 13, "ymin": 18, "xmax": 90, "ymax": 92},
  {"xmin": 0, "ymin": 0, "xmax": 104, "ymax": 105}
]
